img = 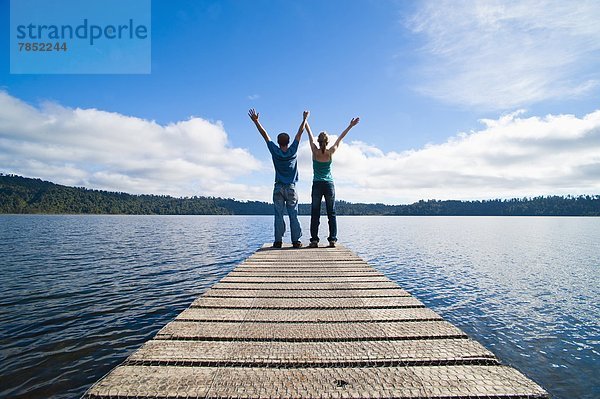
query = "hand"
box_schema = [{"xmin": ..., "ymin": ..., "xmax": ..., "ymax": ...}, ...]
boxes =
[
  {"xmin": 349, "ymin": 117, "xmax": 360, "ymax": 127},
  {"xmin": 303, "ymin": 110, "xmax": 310, "ymax": 120},
  {"xmin": 248, "ymin": 108, "xmax": 259, "ymax": 122}
]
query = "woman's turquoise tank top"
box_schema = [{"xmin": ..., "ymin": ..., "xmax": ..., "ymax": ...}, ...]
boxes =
[{"xmin": 313, "ymin": 159, "xmax": 333, "ymax": 182}]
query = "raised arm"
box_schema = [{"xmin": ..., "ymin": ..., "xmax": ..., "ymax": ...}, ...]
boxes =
[
  {"xmin": 305, "ymin": 121, "xmax": 318, "ymax": 153},
  {"xmin": 248, "ymin": 108, "xmax": 270, "ymax": 143},
  {"xmin": 294, "ymin": 110, "xmax": 310, "ymax": 143},
  {"xmin": 330, "ymin": 117, "xmax": 360, "ymax": 153}
]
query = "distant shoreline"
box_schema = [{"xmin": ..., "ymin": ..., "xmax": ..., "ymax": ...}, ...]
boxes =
[
  {"xmin": 1, "ymin": 213, "xmax": 598, "ymax": 218},
  {"xmin": 2, "ymin": 174, "xmax": 599, "ymax": 216}
]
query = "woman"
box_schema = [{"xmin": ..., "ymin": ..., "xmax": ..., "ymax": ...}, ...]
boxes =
[{"xmin": 306, "ymin": 117, "xmax": 359, "ymax": 247}]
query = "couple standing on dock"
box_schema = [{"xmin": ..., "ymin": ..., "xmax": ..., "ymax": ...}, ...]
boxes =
[{"xmin": 249, "ymin": 109, "xmax": 359, "ymax": 249}]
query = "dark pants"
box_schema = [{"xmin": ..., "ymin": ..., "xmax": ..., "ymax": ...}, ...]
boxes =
[{"xmin": 310, "ymin": 180, "xmax": 337, "ymax": 243}]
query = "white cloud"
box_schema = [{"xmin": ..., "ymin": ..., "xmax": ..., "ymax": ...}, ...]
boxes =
[
  {"xmin": 247, "ymin": 94, "xmax": 260, "ymax": 100},
  {"xmin": 0, "ymin": 91, "xmax": 264, "ymax": 199},
  {"xmin": 2, "ymin": 92, "xmax": 598, "ymax": 205},
  {"xmin": 407, "ymin": 0, "xmax": 600, "ymax": 109},
  {"xmin": 298, "ymin": 110, "xmax": 600, "ymax": 204}
]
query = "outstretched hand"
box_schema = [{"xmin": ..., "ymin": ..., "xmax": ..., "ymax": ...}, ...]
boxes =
[
  {"xmin": 349, "ymin": 117, "xmax": 360, "ymax": 127},
  {"xmin": 303, "ymin": 110, "xmax": 310, "ymax": 120},
  {"xmin": 248, "ymin": 108, "xmax": 259, "ymax": 122}
]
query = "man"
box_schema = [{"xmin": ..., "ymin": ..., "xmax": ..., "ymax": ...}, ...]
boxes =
[{"xmin": 248, "ymin": 108, "xmax": 308, "ymax": 248}]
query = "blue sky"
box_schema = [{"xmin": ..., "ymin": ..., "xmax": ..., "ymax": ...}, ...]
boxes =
[{"xmin": 1, "ymin": 0, "xmax": 599, "ymax": 203}]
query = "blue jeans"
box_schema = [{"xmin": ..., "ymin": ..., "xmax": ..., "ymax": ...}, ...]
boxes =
[
  {"xmin": 273, "ymin": 183, "xmax": 302, "ymax": 243},
  {"xmin": 310, "ymin": 180, "xmax": 337, "ymax": 243}
]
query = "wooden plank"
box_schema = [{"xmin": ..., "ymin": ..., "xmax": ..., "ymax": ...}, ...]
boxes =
[
  {"xmin": 155, "ymin": 320, "xmax": 467, "ymax": 341},
  {"xmin": 211, "ymin": 281, "xmax": 400, "ymax": 290},
  {"xmin": 219, "ymin": 276, "xmax": 391, "ymax": 283},
  {"xmin": 176, "ymin": 307, "xmax": 442, "ymax": 322},
  {"xmin": 203, "ymin": 288, "xmax": 411, "ymax": 298},
  {"xmin": 85, "ymin": 365, "xmax": 547, "ymax": 398},
  {"xmin": 190, "ymin": 296, "xmax": 424, "ymax": 309},
  {"xmin": 127, "ymin": 338, "xmax": 497, "ymax": 366}
]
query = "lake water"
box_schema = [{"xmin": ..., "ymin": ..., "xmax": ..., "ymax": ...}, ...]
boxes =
[{"xmin": 0, "ymin": 215, "xmax": 598, "ymax": 398}]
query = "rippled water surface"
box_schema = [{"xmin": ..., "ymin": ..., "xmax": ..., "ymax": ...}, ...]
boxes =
[{"xmin": 0, "ymin": 215, "xmax": 598, "ymax": 398}]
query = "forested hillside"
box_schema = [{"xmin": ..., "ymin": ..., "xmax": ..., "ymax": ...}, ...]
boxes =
[
  {"xmin": 1, "ymin": 174, "xmax": 598, "ymax": 216},
  {"xmin": 0, "ymin": 174, "xmax": 271, "ymax": 215}
]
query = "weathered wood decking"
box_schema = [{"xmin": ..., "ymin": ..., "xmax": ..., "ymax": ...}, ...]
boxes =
[{"xmin": 84, "ymin": 244, "xmax": 547, "ymax": 398}]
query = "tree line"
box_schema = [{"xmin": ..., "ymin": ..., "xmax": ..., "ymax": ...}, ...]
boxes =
[{"xmin": 1, "ymin": 174, "xmax": 598, "ymax": 216}]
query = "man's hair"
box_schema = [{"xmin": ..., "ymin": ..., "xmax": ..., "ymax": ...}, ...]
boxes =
[{"xmin": 277, "ymin": 133, "xmax": 290, "ymax": 146}]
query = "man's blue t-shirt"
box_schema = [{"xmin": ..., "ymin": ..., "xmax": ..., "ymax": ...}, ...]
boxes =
[{"xmin": 267, "ymin": 139, "xmax": 299, "ymax": 184}]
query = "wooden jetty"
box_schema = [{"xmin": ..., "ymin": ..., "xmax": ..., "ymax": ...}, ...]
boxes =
[{"xmin": 84, "ymin": 244, "xmax": 547, "ymax": 398}]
